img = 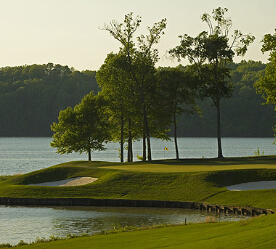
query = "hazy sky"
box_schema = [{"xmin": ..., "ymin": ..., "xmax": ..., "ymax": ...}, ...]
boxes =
[{"xmin": 0, "ymin": 0, "xmax": 275, "ymax": 71}]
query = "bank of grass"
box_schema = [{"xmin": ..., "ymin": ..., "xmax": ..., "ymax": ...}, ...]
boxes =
[
  {"xmin": 0, "ymin": 156, "xmax": 276, "ymax": 208},
  {"xmin": 10, "ymin": 213, "xmax": 276, "ymax": 249}
]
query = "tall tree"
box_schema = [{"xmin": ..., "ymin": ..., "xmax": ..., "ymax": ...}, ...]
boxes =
[
  {"xmin": 169, "ymin": 7, "xmax": 255, "ymax": 158},
  {"xmin": 97, "ymin": 53, "xmax": 138, "ymax": 162},
  {"xmin": 157, "ymin": 66, "xmax": 199, "ymax": 160},
  {"xmin": 51, "ymin": 92, "xmax": 110, "ymax": 161},
  {"xmin": 255, "ymin": 29, "xmax": 276, "ymax": 139},
  {"xmin": 102, "ymin": 12, "xmax": 167, "ymax": 161}
]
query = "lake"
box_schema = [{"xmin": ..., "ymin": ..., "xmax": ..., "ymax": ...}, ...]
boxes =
[
  {"xmin": 0, "ymin": 137, "xmax": 273, "ymax": 245},
  {"xmin": 0, "ymin": 137, "xmax": 275, "ymax": 175}
]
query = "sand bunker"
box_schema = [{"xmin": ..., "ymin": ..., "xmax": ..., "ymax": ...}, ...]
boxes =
[
  {"xmin": 227, "ymin": 180, "xmax": 276, "ymax": 191},
  {"xmin": 28, "ymin": 177, "xmax": 98, "ymax": 187}
]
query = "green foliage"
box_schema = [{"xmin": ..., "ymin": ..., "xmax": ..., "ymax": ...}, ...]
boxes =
[
  {"xmin": 16, "ymin": 240, "xmax": 28, "ymax": 246},
  {"xmin": 254, "ymin": 147, "xmax": 264, "ymax": 157},
  {"xmin": 156, "ymin": 67, "xmax": 199, "ymax": 116},
  {"xmin": 0, "ymin": 63, "xmax": 99, "ymax": 136},
  {"xmin": 156, "ymin": 67, "xmax": 200, "ymax": 159},
  {"xmin": 102, "ymin": 12, "xmax": 167, "ymax": 161},
  {"xmin": 51, "ymin": 92, "xmax": 110, "ymax": 161},
  {"xmin": 0, "ymin": 61, "xmax": 274, "ymax": 138},
  {"xmin": 0, "ymin": 243, "xmax": 12, "ymax": 248},
  {"xmin": 175, "ymin": 60, "xmax": 274, "ymax": 137},
  {"xmin": 169, "ymin": 7, "xmax": 255, "ymax": 158},
  {"xmin": 254, "ymin": 30, "xmax": 276, "ymax": 141},
  {"xmin": 96, "ymin": 52, "xmax": 139, "ymax": 162},
  {"xmin": 255, "ymin": 32, "xmax": 276, "ymax": 105}
]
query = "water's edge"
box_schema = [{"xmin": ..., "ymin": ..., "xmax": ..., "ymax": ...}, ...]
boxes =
[{"xmin": 0, "ymin": 197, "xmax": 274, "ymax": 216}]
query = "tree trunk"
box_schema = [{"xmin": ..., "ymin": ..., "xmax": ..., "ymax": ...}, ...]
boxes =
[
  {"xmin": 128, "ymin": 118, "xmax": 133, "ymax": 162},
  {"xmin": 120, "ymin": 115, "xmax": 124, "ymax": 163},
  {"xmin": 216, "ymin": 101, "xmax": 223, "ymax": 158},
  {"xmin": 143, "ymin": 131, "xmax": 146, "ymax": 161},
  {"xmin": 173, "ymin": 113, "xmax": 179, "ymax": 160},
  {"xmin": 143, "ymin": 106, "xmax": 152, "ymax": 161},
  {"xmin": 88, "ymin": 148, "xmax": 91, "ymax": 161}
]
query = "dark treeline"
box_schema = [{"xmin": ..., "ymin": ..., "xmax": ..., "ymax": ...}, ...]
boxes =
[
  {"xmin": 0, "ymin": 61, "xmax": 274, "ymax": 137},
  {"xmin": 0, "ymin": 63, "xmax": 100, "ymax": 136}
]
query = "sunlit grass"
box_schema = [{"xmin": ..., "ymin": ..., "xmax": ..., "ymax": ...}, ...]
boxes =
[
  {"xmin": 0, "ymin": 156, "xmax": 275, "ymax": 208},
  {"xmin": 15, "ymin": 214, "xmax": 276, "ymax": 249},
  {"xmin": 102, "ymin": 156, "xmax": 276, "ymax": 172},
  {"xmin": 0, "ymin": 157, "xmax": 275, "ymax": 249}
]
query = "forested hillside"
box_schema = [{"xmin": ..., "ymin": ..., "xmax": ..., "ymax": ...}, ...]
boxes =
[
  {"xmin": 177, "ymin": 60, "xmax": 275, "ymax": 137},
  {"xmin": 0, "ymin": 61, "xmax": 274, "ymax": 137},
  {"xmin": 0, "ymin": 63, "xmax": 100, "ymax": 136}
]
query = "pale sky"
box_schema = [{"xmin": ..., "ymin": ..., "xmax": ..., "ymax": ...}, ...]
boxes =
[{"xmin": 0, "ymin": 0, "xmax": 275, "ymax": 71}]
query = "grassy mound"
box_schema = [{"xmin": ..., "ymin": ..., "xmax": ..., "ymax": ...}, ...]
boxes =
[
  {"xmin": 0, "ymin": 157, "xmax": 276, "ymax": 208},
  {"xmin": 0, "ymin": 156, "xmax": 276, "ymax": 208}
]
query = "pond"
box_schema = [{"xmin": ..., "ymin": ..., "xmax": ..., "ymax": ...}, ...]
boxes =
[{"xmin": 0, "ymin": 205, "xmax": 247, "ymax": 245}]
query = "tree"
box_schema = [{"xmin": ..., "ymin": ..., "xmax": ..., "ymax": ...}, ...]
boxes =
[
  {"xmin": 96, "ymin": 53, "xmax": 138, "ymax": 162},
  {"xmin": 102, "ymin": 12, "xmax": 167, "ymax": 161},
  {"xmin": 157, "ymin": 66, "xmax": 199, "ymax": 159},
  {"xmin": 254, "ymin": 29, "xmax": 276, "ymax": 139},
  {"xmin": 255, "ymin": 30, "xmax": 276, "ymax": 105},
  {"xmin": 169, "ymin": 7, "xmax": 255, "ymax": 158},
  {"xmin": 51, "ymin": 92, "xmax": 110, "ymax": 161},
  {"xmin": 97, "ymin": 53, "xmax": 171, "ymax": 162}
]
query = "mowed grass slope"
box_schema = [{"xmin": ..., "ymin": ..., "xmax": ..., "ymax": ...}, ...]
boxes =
[
  {"xmin": 0, "ymin": 156, "xmax": 276, "ymax": 208},
  {"xmin": 19, "ymin": 214, "xmax": 276, "ymax": 249}
]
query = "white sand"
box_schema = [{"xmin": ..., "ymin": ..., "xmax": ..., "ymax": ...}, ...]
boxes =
[
  {"xmin": 28, "ymin": 177, "xmax": 98, "ymax": 187},
  {"xmin": 227, "ymin": 180, "xmax": 276, "ymax": 191}
]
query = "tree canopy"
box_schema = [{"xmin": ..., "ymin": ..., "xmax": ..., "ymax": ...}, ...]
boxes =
[
  {"xmin": 255, "ymin": 30, "xmax": 276, "ymax": 105},
  {"xmin": 51, "ymin": 92, "xmax": 110, "ymax": 161},
  {"xmin": 102, "ymin": 12, "xmax": 167, "ymax": 161},
  {"xmin": 0, "ymin": 63, "xmax": 99, "ymax": 136},
  {"xmin": 254, "ymin": 29, "xmax": 276, "ymax": 141},
  {"xmin": 156, "ymin": 66, "xmax": 199, "ymax": 159},
  {"xmin": 169, "ymin": 7, "xmax": 255, "ymax": 158},
  {"xmin": 96, "ymin": 52, "xmax": 139, "ymax": 162}
]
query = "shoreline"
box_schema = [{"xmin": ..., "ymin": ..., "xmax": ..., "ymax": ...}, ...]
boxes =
[{"xmin": 0, "ymin": 197, "xmax": 274, "ymax": 216}]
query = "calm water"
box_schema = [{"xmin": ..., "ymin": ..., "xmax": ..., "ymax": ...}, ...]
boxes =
[
  {"xmin": 0, "ymin": 137, "xmax": 275, "ymax": 175},
  {"xmin": 0, "ymin": 137, "xmax": 273, "ymax": 245},
  {"xmin": 0, "ymin": 205, "xmax": 246, "ymax": 245}
]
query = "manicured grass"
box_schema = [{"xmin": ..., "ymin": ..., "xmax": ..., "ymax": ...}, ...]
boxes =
[
  {"xmin": 18, "ymin": 214, "xmax": 276, "ymax": 249},
  {"xmin": 0, "ymin": 156, "xmax": 275, "ymax": 208},
  {"xmin": 103, "ymin": 156, "xmax": 276, "ymax": 172},
  {"xmin": 1, "ymin": 156, "xmax": 276, "ymax": 249}
]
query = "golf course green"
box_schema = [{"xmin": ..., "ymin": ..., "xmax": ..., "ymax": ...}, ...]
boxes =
[{"xmin": 1, "ymin": 156, "xmax": 276, "ymax": 248}]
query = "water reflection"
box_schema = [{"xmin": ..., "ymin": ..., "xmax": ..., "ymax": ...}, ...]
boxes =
[{"xmin": 0, "ymin": 205, "xmax": 247, "ymax": 245}]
